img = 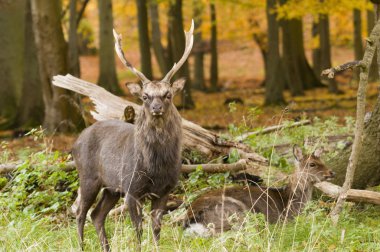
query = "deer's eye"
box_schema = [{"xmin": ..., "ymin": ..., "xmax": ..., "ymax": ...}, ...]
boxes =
[
  {"xmin": 142, "ymin": 95, "xmax": 148, "ymax": 101},
  {"xmin": 166, "ymin": 93, "xmax": 172, "ymax": 99},
  {"xmin": 309, "ymin": 163, "xmax": 316, "ymax": 168}
]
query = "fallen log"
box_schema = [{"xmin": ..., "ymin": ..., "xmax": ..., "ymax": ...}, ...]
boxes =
[
  {"xmin": 314, "ymin": 181, "xmax": 380, "ymax": 205},
  {"xmin": 0, "ymin": 159, "xmax": 253, "ymax": 175},
  {"xmin": 52, "ymin": 74, "xmax": 267, "ymax": 165},
  {"xmin": 235, "ymin": 120, "xmax": 311, "ymax": 142}
]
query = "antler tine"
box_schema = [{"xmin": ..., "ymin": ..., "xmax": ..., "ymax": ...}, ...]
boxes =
[
  {"xmin": 113, "ymin": 29, "xmax": 150, "ymax": 84},
  {"xmin": 162, "ymin": 19, "xmax": 194, "ymax": 84}
]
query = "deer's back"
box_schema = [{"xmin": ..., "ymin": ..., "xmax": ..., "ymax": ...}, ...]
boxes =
[
  {"xmin": 72, "ymin": 120, "xmax": 136, "ymax": 192},
  {"xmin": 186, "ymin": 185, "xmax": 289, "ymax": 230}
]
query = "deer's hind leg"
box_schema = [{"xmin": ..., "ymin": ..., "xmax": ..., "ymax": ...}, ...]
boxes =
[
  {"xmin": 76, "ymin": 180, "xmax": 101, "ymax": 250},
  {"xmin": 91, "ymin": 189, "xmax": 120, "ymax": 252}
]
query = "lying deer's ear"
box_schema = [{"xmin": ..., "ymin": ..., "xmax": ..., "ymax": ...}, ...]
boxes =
[
  {"xmin": 171, "ymin": 78, "xmax": 186, "ymax": 95},
  {"xmin": 293, "ymin": 145, "xmax": 304, "ymax": 161},
  {"xmin": 126, "ymin": 83, "xmax": 142, "ymax": 97},
  {"xmin": 313, "ymin": 148, "xmax": 323, "ymax": 158}
]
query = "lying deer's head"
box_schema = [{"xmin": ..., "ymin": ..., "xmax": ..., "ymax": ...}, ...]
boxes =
[
  {"xmin": 113, "ymin": 21, "xmax": 194, "ymax": 118},
  {"xmin": 293, "ymin": 145, "xmax": 335, "ymax": 183}
]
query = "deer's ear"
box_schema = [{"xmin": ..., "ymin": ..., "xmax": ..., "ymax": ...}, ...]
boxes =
[
  {"xmin": 171, "ymin": 78, "xmax": 186, "ymax": 95},
  {"xmin": 313, "ymin": 148, "xmax": 323, "ymax": 158},
  {"xmin": 126, "ymin": 83, "xmax": 142, "ymax": 97},
  {"xmin": 293, "ymin": 145, "xmax": 304, "ymax": 161}
]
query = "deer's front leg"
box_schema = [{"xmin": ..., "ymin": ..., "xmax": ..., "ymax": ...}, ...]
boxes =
[
  {"xmin": 151, "ymin": 194, "xmax": 169, "ymax": 243},
  {"xmin": 127, "ymin": 196, "xmax": 143, "ymax": 249}
]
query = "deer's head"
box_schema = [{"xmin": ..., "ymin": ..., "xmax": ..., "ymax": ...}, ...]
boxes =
[
  {"xmin": 293, "ymin": 145, "xmax": 335, "ymax": 183},
  {"xmin": 113, "ymin": 21, "xmax": 193, "ymax": 119}
]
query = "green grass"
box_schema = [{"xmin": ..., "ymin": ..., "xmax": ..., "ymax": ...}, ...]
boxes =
[{"xmin": 1, "ymin": 117, "xmax": 380, "ymax": 251}]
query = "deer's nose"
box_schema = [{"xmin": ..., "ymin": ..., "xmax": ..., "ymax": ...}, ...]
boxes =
[
  {"xmin": 329, "ymin": 171, "xmax": 336, "ymax": 178},
  {"xmin": 151, "ymin": 103, "xmax": 163, "ymax": 115}
]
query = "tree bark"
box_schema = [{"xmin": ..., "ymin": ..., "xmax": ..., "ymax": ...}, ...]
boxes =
[
  {"xmin": 209, "ymin": 2, "xmax": 219, "ymax": 92},
  {"xmin": 168, "ymin": 0, "xmax": 195, "ymax": 109},
  {"xmin": 0, "ymin": 0, "xmax": 25, "ymax": 129},
  {"xmin": 192, "ymin": 0, "xmax": 206, "ymax": 91},
  {"xmin": 353, "ymin": 9, "xmax": 364, "ymax": 82},
  {"xmin": 97, "ymin": 0, "xmax": 122, "ymax": 95},
  {"xmin": 312, "ymin": 20, "xmax": 322, "ymax": 77},
  {"xmin": 16, "ymin": 0, "xmax": 44, "ymax": 128},
  {"xmin": 68, "ymin": 0, "xmax": 80, "ymax": 77},
  {"xmin": 264, "ymin": 0, "xmax": 286, "ymax": 105},
  {"xmin": 136, "ymin": 0, "xmax": 153, "ymax": 79},
  {"xmin": 31, "ymin": 0, "xmax": 85, "ymax": 132},
  {"xmin": 149, "ymin": 0, "xmax": 169, "ymax": 77}
]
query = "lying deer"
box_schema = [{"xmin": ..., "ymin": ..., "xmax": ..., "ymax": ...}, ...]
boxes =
[
  {"xmin": 72, "ymin": 22, "xmax": 194, "ymax": 251},
  {"xmin": 184, "ymin": 145, "xmax": 335, "ymax": 235}
]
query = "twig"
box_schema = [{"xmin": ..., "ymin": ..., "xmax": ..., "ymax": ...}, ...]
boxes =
[
  {"xmin": 329, "ymin": 16, "xmax": 380, "ymax": 224},
  {"xmin": 321, "ymin": 61, "xmax": 363, "ymax": 79},
  {"xmin": 235, "ymin": 120, "xmax": 311, "ymax": 142}
]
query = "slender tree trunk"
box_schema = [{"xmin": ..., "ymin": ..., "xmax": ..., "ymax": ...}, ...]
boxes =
[
  {"xmin": 16, "ymin": 0, "xmax": 44, "ymax": 128},
  {"xmin": 31, "ymin": 0, "xmax": 85, "ymax": 132},
  {"xmin": 68, "ymin": 0, "xmax": 80, "ymax": 77},
  {"xmin": 0, "ymin": 0, "xmax": 25, "ymax": 129},
  {"xmin": 312, "ymin": 19, "xmax": 322, "ymax": 76},
  {"xmin": 76, "ymin": 0, "xmax": 90, "ymax": 26},
  {"xmin": 97, "ymin": 0, "xmax": 122, "ymax": 95},
  {"xmin": 353, "ymin": 9, "xmax": 364, "ymax": 81},
  {"xmin": 136, "ymin": 0, "xmax": 153, "ymax": 79},
  {"xmin": 169, "ymin": 0, "xmax": 195, "ymax": 109},
  {"xmin": 319, "ymin": 14, "xmax": 339, "ymax": 93},
  {"xmin": 368, "ymin": 7, "xmax": 379, "ymax": 82},
  {"xmin": 264, "ymin": 0, "xmax": 285, "ymax": 105},
  {"xmin": 149, "ymin": 0, "xmax": 169, "ymax": 77},
  {"xmin": 209, "ymin": 2, "xmax": 219, "ymax": 91},
  {"xmin": 192, "ymin": 0, "xmax": 206, "ymax": 91}
]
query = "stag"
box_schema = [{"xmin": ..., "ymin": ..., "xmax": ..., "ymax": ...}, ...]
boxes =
[
  {"xmin": 184, "ymin": 145, "xmax": 335, "ymax": 235},
  {"xmin": 72, "ymin": 21, "xmax": 194, "ymax": 251}
]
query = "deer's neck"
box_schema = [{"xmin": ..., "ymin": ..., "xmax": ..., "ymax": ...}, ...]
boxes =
[{"xmin": 283, "ymin": 172, "xmax": 314, "ymax": 219}]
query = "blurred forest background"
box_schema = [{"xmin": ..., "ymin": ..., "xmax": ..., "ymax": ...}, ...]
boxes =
[{"xmin": 1, "ymin": 0, "xmax": 379, "ymax": 133}]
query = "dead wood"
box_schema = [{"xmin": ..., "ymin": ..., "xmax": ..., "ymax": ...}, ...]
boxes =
[
  {"xmin": 52, "ymin": 74, "xmax": 267, "ymax": 166},
  {"xmin": 0, "ymin": 159, "xmax": 252, "ymax": 175},
  {"xmin": 314, "ymin": 182, "xmax": 380, "ymax": 205},
  {"xmin": 321, "ymin": 60, "xmax": 363, "ymax": 79},
  {"xmin": 235, "ymin": 120, "xmax": 311, "ymax": 142}
]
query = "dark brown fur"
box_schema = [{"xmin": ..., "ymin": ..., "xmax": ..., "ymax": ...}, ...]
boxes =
[
  {"xmin": 73, "ymin": 80, "xmax": 185, "ymax": 251},
  {"xmin": 184, "ymin": 146, "xmax": 335, "ymax": 233}
]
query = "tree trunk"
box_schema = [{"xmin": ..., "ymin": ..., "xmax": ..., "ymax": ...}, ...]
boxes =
[
  {"xmin": 97, "ymin": 0, "xmax": 122, "ymax": 95},
  {"xmin": 353, "ymin": 9, "xmax": 364, "ymax": 81},
  {"xmin": 319, "ymin": 14, "xmax": 339, "ymax": 93},
  {"xmin": 367, "ymin": 7, "xmax": 379, "ymax": 82},
  {"xmin": 16, "ymin": 0, "xmax": 44, "ymax": 128},
  {"xmin": 209, "ymin": 2, "xmax": 219, "ymax": 92},
  {"xmin": 149, "ymin": 0, "xmax": 169, "ymax": 77},
  {"xmin": 312, "ymin": 19, "xmax": 322, "ymax": 76},
  {"xmin": 169, "ymin": 0, "xmax": 195, "ymax": 109},
  {"xmin": 0, "ymin": 0, "xmax": 25, "ymax": 129},
  {"xmin": 31, "ymin": 0, "xmax": 85, "ymax": 132},
  {"xmin": 281, "ymin": 17, "xmax": 323, "ymax": 95},
  {"xmin": 264, "ymin": 0, "xmax": 285, "ymax": 105},
  {"xmin": 68, "ymin": 0, "xmax": 80, "ymax": 77},
  {"xmin": 136, "ymin": 0, "xmax": 153, "ymax": 79},
  {"xmin": 192, "ymin": 0, "xmax": 206, "ymax": 91},
  {"xmin": 329, "ymin": 94, "xmax": 380, "ymax": 189}
]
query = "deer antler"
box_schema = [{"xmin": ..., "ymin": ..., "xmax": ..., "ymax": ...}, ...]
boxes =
[
  {"xmin": 162, "ymin": 19, "xmax": 194, "ymax": 84},
  {"xmin": 113, "ymin": 29, "xmax": 150, "ymax": 85}
]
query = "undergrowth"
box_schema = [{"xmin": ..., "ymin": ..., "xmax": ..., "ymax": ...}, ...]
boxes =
[{"xmin": 1, "ymin": 115, "xmax": 379, "ymax": 251}]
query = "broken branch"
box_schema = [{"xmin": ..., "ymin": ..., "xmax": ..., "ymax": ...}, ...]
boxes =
[{"xmin": 321, "ymin": 60, "xmax": 363, "ymax": 79}]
